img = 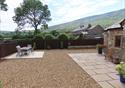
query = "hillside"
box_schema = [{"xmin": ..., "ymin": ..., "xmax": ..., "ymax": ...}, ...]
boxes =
[{"xmin": 48, "ymin": 9, "xmax": 125, "ymax": 32}]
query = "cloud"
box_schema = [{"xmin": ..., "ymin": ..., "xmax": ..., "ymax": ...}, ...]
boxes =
[
  {"xmin": 50, "ymin": 0, "xmax": 124, "ymax": 25},
  {"xmin": 0, "ymin": 0, "xmax": 124, "ymax": 31}
]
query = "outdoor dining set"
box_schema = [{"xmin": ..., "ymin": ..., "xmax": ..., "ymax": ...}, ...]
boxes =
[{"xmin": 16, "ymin": 44, "xmax": 32, "ymax": 56}]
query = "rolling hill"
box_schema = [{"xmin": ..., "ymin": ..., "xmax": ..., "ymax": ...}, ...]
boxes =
[{"xmin": 48, "ymin": 9, "xmax": 125, "ymax": 32}]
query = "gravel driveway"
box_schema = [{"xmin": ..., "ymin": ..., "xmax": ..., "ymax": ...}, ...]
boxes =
[{"xmin": 0, "ymin": 49, "xmax": 101, "ymax": 88}]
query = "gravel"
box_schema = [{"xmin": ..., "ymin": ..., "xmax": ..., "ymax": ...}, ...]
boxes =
[{"xmin": 0, "ymin": 49, "xmax": 101, "ymax": 88}]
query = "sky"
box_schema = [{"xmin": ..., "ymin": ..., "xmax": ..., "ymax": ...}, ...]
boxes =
[{"xmin": 0, "ymin": 0, "xmax": 125, "ymax": 31}]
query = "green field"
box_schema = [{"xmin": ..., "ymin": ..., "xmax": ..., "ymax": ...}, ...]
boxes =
[{"xmin": 48, "ymin": 9, "xmax": 125, "ymax": 32}]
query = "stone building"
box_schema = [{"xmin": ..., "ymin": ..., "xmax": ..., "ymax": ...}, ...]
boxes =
[
  {"xmin": 103, "ymin": 19, "xmax": 125, "ymax": 62},
  {"xmin": 72, "ymin": 24, "xmax": 104, "ymax": 39}
]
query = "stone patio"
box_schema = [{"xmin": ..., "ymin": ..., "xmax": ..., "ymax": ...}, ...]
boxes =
[
  {"xmin": 2, "ymin": 51, "xmax": 44, "ymax": 59},
  {"xmin": 69, "ymin": 53, "xmax": 125, "ymax": 88}
]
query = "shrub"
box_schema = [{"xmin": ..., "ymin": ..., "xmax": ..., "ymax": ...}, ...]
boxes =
[
  {"xmin": 44, "ymin": 34, "xmax": 55, "ymax": 40},
  {"xmin": 0, "ymin": 34, "xmax": 3, "ymax": 38},
  {"xmin": 33, "ymin": 34, "xmax": 44, "ymax": 40},
  {"xmin": 50, "ymin": 30, "xmax": 60, "ymax": 37},
  {"xmin": 12, "ymin": 35, "xmax": 20, "ymax": 39},
  {"xmin": 0, "ymin": 34, "xmax": 3, "ymax": 40},
  {"xmin": 68, "ymin": 34, "xmax": 76, "ymax": 40},
  {"xmin": 116, "ymin": 62, "xmax": 125, "ymax": 77},
  {"xmin": 58, "ymin": 33, "xmax": 69, "ymax": 40},
  {"xmin": 12, "ymin": 34, "xmax": 34, "ymax": 40},
  {"xmin": 26, "ymin": 34, "xmax": 34, "ymax": 39},
  {"xmin": 0, "ymin": 38, "xmax": 3, "ymax": 41},
  {"xmin": 12, "ymin": 34, "xmax": 26, "ymax": 39}
]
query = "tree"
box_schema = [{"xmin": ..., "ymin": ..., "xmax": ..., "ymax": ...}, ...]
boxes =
[
  {"xmin": 0, "ymin": 0, "xmax": 8, "ymax": 11},
  {"xmin": 13, "ymin": 0, "xmax": 51, "ymax": 35},
  {"xmin": 87, "ymin": 24, "xmax": 92, "ymax": 29},
  {"xmin": 0, "ymin": 0, "xmax": 7, "ymax": 23}
]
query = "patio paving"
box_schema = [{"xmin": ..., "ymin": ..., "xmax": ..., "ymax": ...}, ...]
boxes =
[
  {"xmin": 69, "ymin": 53, "xmax": 125, "ymax": 88},
  {"xmin": 2, "ymin": 51, "xmax": 44, "ymax": 59}
]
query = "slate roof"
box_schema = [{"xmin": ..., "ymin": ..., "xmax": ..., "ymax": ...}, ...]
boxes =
[
  {"xmin": 72, "ymin": 25, "xmax": 88, "ymax": 32},
  {"xmin": 105, "ymin": 19, "xmax": 125, "ymax": 31},
  {"xmin": 72, "ymin": 25, "xmax": 104, "ymax": 39}
]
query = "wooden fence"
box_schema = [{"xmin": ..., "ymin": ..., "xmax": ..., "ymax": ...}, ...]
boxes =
[
  {"xmin": 0, "ymin": 42, "xmax": 17, "ymax": 58},
  {"xmin": 0, "ymin": 38, "xmax": 103, "ymax": 58},
  {"xmin": 69, "ymin": 39, "xmax": 103, "ymax": 46}
]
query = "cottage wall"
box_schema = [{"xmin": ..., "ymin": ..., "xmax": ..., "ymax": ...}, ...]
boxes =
[
  {"xmin": 104, "ymin": 30, "xmax": 125, "ymax": 61},
  {"xmin": 105, "ymin": 30, "xmax": 125, "ymax": 48},
  {"xmin": 104, "ymin": 19, "xmax": 125, "ymax": 62}
]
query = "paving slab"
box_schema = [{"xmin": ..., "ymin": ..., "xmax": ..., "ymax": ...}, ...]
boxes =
[
  {"xmin": 108, "ymin": 80, "xmax": 125, "ymax": 88},
  {"xmin": 107, "ymin": 73, "xmax": 119, "ymax": 80},
  {"xmin": 93, "ymin": 68, "xmax": 110, "ymax": 74},
  {"xmin": 85, "ymin": 69, "xmax": 97, "ymax": 76},
  {"xmin": 69, "ymin": 53, "xmax": 125, "ymax": 88},
  {"xmin": 99, "ymin": 82, "xmax": 114, "ymax": 88},
  {"xmin": 82, "ymin": 66, "xmax": 96, "ymax": 70},
  {"xmin": 2, "ymin": 51, "xmax": 44, "ymax": 59},
  {"xmin": 92, "ymin": 74, "xmax": 112, "ymax": 82},
  {"xmin": 94, "ymin": 65, "xmax": 108, "ymax": 69}
]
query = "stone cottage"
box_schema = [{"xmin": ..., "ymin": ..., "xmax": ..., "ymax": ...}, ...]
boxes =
[
  {"xmin": 103, "ymin": 19, "xmax": 125, "ymax": 62},
  {"xmin": 72, "ymin": 24, "xmax": 104, "ymax": 39}
]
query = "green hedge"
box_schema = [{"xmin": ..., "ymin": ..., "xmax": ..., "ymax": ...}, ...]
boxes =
[
  {"xmin": 33, "ymin": 34, "xmax": 44, "ymax": 40},
  {"xmin": 0, "ymin": 34, "xmax": 4, "ymax": 40},
  {"xmin": 44, "ymin": 34, "xmax": 55, "ymax": 40},
  {"xmin": 12, "ymin": 34, "xmax": 33, "ymax": 40},
  {"xmin": 58, "ymin": 33, "xmax": 69, "ymax": 40}
]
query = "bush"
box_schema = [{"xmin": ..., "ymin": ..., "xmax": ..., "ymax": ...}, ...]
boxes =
[
  {"xmin": 0, "ymin": 35, "xmax": 4, "ymax": 41},
  {"xmin": 44, "ymin": 34, "xmax": 55, "ymax": 40},
  {"xmin": 68, "ymin": 34, "xmax": 76, "ymax": 40},
  {"xmin": 12, "ymin": 35, "xmax": 20, "ymax": 39},
  {"xmin": 0, "ymin": 34, "xmax": 3, "ymax": 38},
  {"xmin": 26, "ymin": 34, "xmax": 34, "ymax": 39},
  {"xmin": 116, "ymin": 62, "xmax": 125, "ymax": 77},
  {"xmin": 33, "ymin": 34, "xmax": 44, "ymax": 40},
  {"xmin": 12, "ymin": 34, "xmax": 34, "ymax": 40},
  {"xmin": 58, "ymin": 33, "xmax": 69, "ymax": 40},
  {"xmin": 50, "ymin": 30, "xmax": 60, "ymax": 37},
  {"xmin": 12, "ymin": 34, "xmax": 25, "ymax": 39},
  {"xmin": 0, "ymin": 34, "xmax": 3, "ymax": 40}
]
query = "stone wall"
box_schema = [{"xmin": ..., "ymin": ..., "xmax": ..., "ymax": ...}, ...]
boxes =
[
  {"xmin": 104, "ymin": 29, "xmax": 125, "ymax": 62},
  {"xmin": 105, "ymin": 30, "xmax": 125, "ymax": 48}
]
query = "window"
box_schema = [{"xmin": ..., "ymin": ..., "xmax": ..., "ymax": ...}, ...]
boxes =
[{"xmin": 115, "ymin": 36, "xmax": 121, "ymax": 47}]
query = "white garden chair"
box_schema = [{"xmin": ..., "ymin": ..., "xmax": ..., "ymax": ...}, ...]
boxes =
[
  {"xmin": 27, "ymin": 44, "xmax": 32, "ymax": 53},
  {"xmin": 16, "ymin": 45, "xmax": 23, "ymax": 56}
]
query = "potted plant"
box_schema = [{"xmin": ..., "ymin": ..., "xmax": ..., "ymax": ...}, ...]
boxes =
[
  {"xmin": 116, "ymin": 62, "xmax": 125, "ymax": 84},
  {"xmin": 96, "ymin": 44, "xmax": 105, "ymax": 54}
]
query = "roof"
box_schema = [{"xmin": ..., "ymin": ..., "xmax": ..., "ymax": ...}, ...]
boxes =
[
  {"xmin": 72, "ymin": 25, "xmax": 88, "ymax": 32},
  {"xmin": 72, "ymin": 28, "xmax": 83, "ymax": 32},
  {"xmin": 105, "ymin": 19, "xmax": 125, "ymax": 31},
  {"xmin": 89, "ymin": 25, "xmax": 104, "ymax": 31},
  {"xmin": 72, "ymin": 24, "xmax": 104, "ymax": 39}
]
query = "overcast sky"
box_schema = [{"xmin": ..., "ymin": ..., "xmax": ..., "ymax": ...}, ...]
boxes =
[{"xmin": 0, "ymin": 0, "xmax": 125, "ymax": 31}]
